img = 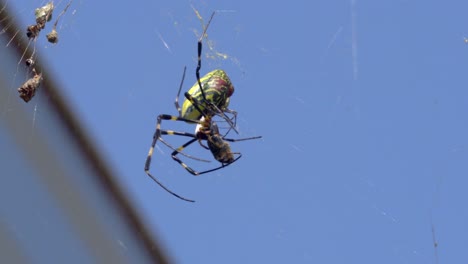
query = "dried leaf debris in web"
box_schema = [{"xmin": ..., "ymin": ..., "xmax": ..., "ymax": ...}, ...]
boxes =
[
  {"xmin": 18, "ymin": 69, "xmax": 43, "ymax": 102},
  {"xmin": 46, "ymin": 0, "xmax": 73, "ymax": 44},
  {"xmin": 27, "ymin": 2, "xmax": 54, "ymax": 40},
  {"xmin": 18, "ymin": 1, "xmax": 73, "ymax": 102}
]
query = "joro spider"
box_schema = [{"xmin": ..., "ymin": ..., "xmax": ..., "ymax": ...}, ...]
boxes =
[{"xmin": 144, "ymin": 12, "xmax": 261, "ymax": 202}]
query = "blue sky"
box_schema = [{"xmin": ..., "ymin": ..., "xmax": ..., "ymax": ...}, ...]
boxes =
[{"xmin": 6, "ymin": 0, "xmax": 468, "ymax": 263}]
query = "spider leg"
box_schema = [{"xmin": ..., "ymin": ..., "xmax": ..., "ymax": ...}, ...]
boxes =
[
  {"xmin": 222, "ymin": 135, "xmax": 263, "ymax": 143},
  {"xmin": 159, "ymin": 130, "xmax": 211, "ymax": 162},
  {"xmin": 209, "ymin": 104, "xmax": 238, "ymax": 135},
  {"xmin": 183, "ymin": 91, "xmax": 238, "ymax": 136},
  {"xmin": 197, "ymin": 138, "xmax": 210, "ymax": 150},
  {"xmin": 174, "ymin": 66, "xmax": 187, "ymax": 116},
  {"xmin": 171, "ymin": 138, "xmax": 203, "ymax": 176},
  {"xmin": 219, "ymin": 108, "xmax": 238, "ymax": 136},
  {"xmin": 170, "ymin": 138, "xmax": 243, "ymax": 176},
  {"xmin": 144, "ymin": 114, "xmax": 201, "ymax": 202},
  {"xmin": 196, "ymin": 11, "xmax": 215, "ymax": 103},
  {"xmin": 180, "ymin": 94, "xmax": 213, "ymax": 150},
  {"xmin": 183, "ymin": 92, "xmax": 208, "ymax": 119},
  {"xmin": 194, "ymin": 11, "xmax": 239, "ymax": 134},
  {"xmin": 195, "ymin": 154, "xmax": 242, "ymax": 176},
  {"xmin": 159, "ymin": 136, "xmax": 210, "ymax": 162},
  {"xmin": 145, "ymin": 171, "xmax": 195, "ymax": 202}
]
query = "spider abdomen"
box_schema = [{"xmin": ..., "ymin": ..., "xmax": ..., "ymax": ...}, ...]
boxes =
[{"xmin": 181, "ymin": 69, "xmax": 234, "ymax": 120}]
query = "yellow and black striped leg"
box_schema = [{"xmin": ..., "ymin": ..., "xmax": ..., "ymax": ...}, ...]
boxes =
[
  {"xmin": 191, "ymin": 135, "xmax": 263, "ymax": 175},
  {"xmin": 170, "ymin": 138, "xmax": 202, "ymax": 176},
  {"xmin": 158, "ymin": 136, "xmax": 210, "ymax": 162},
  {"xmin": 144, "ymin": 114, "xmax": 201, "ymax": 203},
  {"xmin": 193, "ymin": 12, "xmax": 238, "ymax": 134},
  {"xmin": 196, "ymin": 12, "xmax": 215, "ymax": 103},
  {"xmin": 170, "ymin": 140, "xmax": 241, "ymax": 176},
  {"xmin": 144, "ymin": 114, "xmax": 199, "ymax": 175},
  {"xmin": 159, "ymin": 130, "xmax": 210, "ymax": 162}
]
